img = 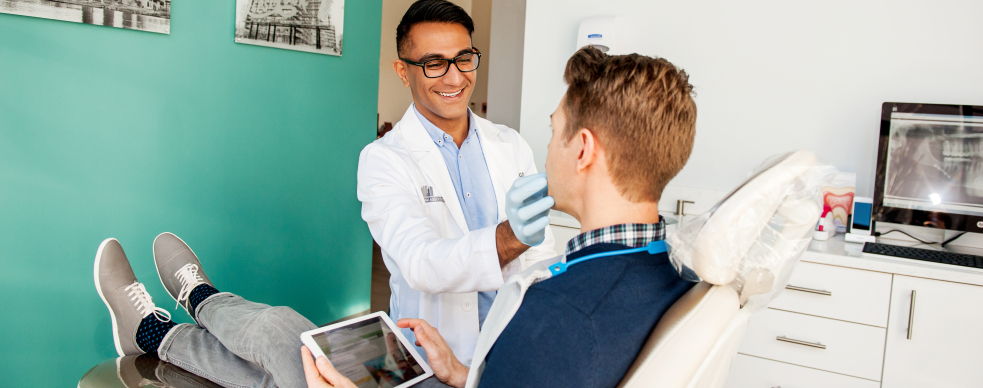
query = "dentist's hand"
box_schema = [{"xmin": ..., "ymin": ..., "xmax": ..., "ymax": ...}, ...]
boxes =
[{"xmin": 505, "ymin": 173, "xmax": 555, "ymax": 246}]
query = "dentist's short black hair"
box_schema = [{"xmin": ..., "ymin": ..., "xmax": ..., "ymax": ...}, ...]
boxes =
[{"xmin": 396, "ymin": 0, "xmax": 474, "ymax": 57}]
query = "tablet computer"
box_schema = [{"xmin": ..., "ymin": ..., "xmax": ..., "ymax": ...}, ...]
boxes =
[{"xmin": 301, "ymin": 312, "xmax": 433, "ymax": 388}]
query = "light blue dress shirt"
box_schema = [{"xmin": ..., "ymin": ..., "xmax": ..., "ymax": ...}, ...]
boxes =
[{"xmin": 413, "ymin": 104, "xmax": 498, "ymax": 327}]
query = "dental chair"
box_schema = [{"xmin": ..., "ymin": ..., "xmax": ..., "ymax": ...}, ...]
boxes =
[{"xmin": 619, "ymin": 150, "xmax": 835, "ymax": 388}]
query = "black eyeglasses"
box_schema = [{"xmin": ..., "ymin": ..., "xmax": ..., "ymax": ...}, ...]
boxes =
[{"xmin": 400, "ymin": 49, "xmax": 482, "ymax": 78}]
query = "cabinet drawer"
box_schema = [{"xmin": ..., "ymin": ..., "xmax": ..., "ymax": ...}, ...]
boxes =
[
  {"xmin": 725, "ymin": 354, "xmax": 879, "ymax": 388},
  {"xmin": 738, "ymin": 309, "xmax": 886, "ymax": 381},
  {"xmin": 770, "ymin": 261, "xmax": 892, "ymax": 327}
]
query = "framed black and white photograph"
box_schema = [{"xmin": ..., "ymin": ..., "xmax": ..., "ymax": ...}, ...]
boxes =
[
  {"xmin": 0, "ymin": 0, "xmax": 170, "ymax": 34},
  {"xmin": 235, "ymin": 0, "xmax": 344, "ymax": 56}
]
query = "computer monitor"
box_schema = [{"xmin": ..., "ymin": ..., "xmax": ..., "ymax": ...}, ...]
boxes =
[{"xmin": 872, "ymin": 102, "xmax": 983, "ymax": 234}]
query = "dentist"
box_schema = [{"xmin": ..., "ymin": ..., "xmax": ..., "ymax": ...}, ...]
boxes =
[{"xmin": 356, "ymin": 0, "xmax": 556, "ymax": 365}]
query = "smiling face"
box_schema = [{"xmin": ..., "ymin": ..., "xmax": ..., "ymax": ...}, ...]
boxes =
[{"xmin": 395, "ymin": 22, "xmax": 476, "ymax": 126}]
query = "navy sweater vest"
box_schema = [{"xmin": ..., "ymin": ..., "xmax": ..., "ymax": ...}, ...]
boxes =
[{"xmin": 477, "ymin": 243, "xmax": 695, "ymax": 387}]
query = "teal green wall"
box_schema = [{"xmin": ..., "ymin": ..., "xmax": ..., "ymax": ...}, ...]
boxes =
[{"xmin": 0, "ymin": 1, "xmax": 382, "ymax": 386}]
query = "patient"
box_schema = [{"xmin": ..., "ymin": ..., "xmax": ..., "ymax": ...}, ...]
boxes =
[
  {"xmin": 92, "ymin": 46, "xmax": 696, "ymax": 388},
  {"xmin": 305, "ymin": 47, "xmax": 699, "ymax": 388}
]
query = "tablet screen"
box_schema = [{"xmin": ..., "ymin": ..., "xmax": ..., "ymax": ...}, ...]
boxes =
[{"xmin": 310, "ymin": 316, "xmax": 427, "ymax": 388}]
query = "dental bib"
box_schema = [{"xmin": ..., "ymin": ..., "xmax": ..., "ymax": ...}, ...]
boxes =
[{"xmin": 464, "ymin": 241, "xmax": 667, "ymax": 388}]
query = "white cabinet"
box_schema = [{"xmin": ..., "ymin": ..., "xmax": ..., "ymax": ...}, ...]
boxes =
[
  {"xmin": 769, "ymin": 262, "xmax": 892, "ymax": 327},
  {"xmin": 726, "ymin": 259, "xmax": 983, "ymax": 388},
  {"xmin": 881, "ymin": 275, "xmax": 983, "ymax": 388},
  {"xmin": 738, "ymin": 309, "xmax": 886, "ymax": 381},
  {"xmin": 726, "ymin": 354, "xmax": 879, "ymax": 388},
  {"xmin": 728, "ymin": 262, "xmax": 891, "ymax": 385}
]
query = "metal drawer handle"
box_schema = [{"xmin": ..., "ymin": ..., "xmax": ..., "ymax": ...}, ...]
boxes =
[
  {"xmin": 907, "ymin": 290, "xmax": 917, "ymax": 340},
  {"xmin": 786, "ymin": 284, "xmax": 832, "ymax": 296},
  {"xmin": 776, "ymin": 335, "xmax": 826, "ymax": 349}
]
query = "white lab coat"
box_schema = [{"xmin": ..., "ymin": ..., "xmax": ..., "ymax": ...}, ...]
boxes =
[{"xmin": 357, "ymin": 106, "xmax": 557, "ymax": 365}]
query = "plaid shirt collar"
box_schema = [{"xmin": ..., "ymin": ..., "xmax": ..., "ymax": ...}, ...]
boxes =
[{"xmin": 565, "ymin": 216, "xmax": 666, "ymax": 256}]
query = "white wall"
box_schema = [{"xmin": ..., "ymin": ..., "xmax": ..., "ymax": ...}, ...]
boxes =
[
  {"xmin": 378, "ymin": 0, "xmax": 473, "ymax": 127},
  {"xmin": 520, "ymin": 0, "xmax": 983, "ymax": 199},
  {"xmin": 485, "ymin": 0, "xmax": 526, "ymax": 130},
  {"xmin": 469, "ymin": 0, "xmax": 492, "ymax": 118}
]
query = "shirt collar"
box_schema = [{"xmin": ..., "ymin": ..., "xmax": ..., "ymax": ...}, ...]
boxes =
[
  {"xmin": 565, "ymin": 217, "xmax": 666, "ymax": 256},
  {"xmin": 412, "ymin": 103, "xmax": 477, "ymax": 148}
]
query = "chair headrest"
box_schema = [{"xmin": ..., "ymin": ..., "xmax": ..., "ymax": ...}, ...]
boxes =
[{"xmin": 667, "ymin": 150, "xmax": 836, "ymax": 310}]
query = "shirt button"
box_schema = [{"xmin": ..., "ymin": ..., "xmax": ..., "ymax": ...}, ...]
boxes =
[
  {"xmin": 459, "ymin": 155, "xmax": 462, "ymax": 159},
  {"xmin": 466, "ymin": 192, "xmax": 471, "ymax": 197},
  {"xmin": 462, "ymin": 301, "xmax": 473, "ymax": 312},
  {"xmin": 466, "ymin": 358, "xmax": 473, "ymax": 366}
]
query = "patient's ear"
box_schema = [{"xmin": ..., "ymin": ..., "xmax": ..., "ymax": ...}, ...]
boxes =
[{"xmin": 576, "ymin": 128, "xmax": 598, "ymax": 172}]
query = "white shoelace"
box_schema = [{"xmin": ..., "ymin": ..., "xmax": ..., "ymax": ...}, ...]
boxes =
[
  {"xmin": 124, "ymin": 282, "xmax": 171, "ymax": 322},
  {"xmin": 174, "ymin": 263, "xmax": 205, "ymax": 310}
]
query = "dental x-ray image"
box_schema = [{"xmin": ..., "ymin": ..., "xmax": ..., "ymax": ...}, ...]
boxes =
[{"xmin": 883, "ymin": 114, "xmax": 983, "ymax": 218}]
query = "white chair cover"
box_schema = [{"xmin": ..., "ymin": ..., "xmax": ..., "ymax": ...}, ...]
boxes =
[{"xmin": 619, "ymin": 150, "xmax": 836, "ymax": 388}]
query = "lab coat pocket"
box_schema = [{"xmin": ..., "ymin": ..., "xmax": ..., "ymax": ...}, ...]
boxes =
[{"xmin": 424, "ymin": 201, "xmax": 453, "ymax": 235}]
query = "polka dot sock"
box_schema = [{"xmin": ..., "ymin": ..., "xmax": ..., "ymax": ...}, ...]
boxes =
[
  {"xmin": 188, "ymin": 284, "xmax": 219, "ymax": 316},
  {"xmin": 135, "ymin": 314, "xmax": 176, "ymax": 354}
]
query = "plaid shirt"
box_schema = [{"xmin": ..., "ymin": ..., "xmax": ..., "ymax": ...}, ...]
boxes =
[{"xmin": 565, "ymin": 216, "xmax": 666, "ymax": 255}]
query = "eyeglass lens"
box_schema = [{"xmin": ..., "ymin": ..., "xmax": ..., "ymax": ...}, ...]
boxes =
[{"xmin": 423, "ymin": 53, "xmax": 479, "ymax": 78}]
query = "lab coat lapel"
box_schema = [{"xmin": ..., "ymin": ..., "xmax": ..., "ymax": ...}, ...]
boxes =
[
  {"xmin": 399, "ymin": 107, "xmax": 469, "ymax": 232},
  {"xmin": 474, "ymin": 119, "xmax": 515, "ymax": 223}
]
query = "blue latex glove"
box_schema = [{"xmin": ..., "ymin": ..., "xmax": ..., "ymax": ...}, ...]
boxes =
[{"xmin": 505, "ymin": 173, "xmax": 555, "ymax": 246}]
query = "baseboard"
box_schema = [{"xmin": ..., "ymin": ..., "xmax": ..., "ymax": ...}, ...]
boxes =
[{"xmin": 320, "ymin": 309, "xmax": 373, "ymax": 327}]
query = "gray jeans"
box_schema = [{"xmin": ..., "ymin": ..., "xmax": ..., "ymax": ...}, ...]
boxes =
[{"xmin": 157, "ymin": 292, "xmax": 451, "ymax": 388}]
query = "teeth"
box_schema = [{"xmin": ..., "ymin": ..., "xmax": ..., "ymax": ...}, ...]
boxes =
[{"xmin": 437, "ymin": 89, "xmax": 463, "ymax": 97}]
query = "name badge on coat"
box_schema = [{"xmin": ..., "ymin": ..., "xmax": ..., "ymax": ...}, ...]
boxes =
[{"xmin": 421, "ymin": 186, "xmax": 444, "ymax": 203}]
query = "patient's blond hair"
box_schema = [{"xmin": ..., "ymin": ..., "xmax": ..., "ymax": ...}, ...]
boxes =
[{"xmin": 563, "ymin": 46, "xmax": 697, "ymax": 203}]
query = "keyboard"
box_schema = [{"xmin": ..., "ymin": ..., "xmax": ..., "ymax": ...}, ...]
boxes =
[{"xmin": 862, "ymin": 242, "xmax": 983, "ymax": 270}]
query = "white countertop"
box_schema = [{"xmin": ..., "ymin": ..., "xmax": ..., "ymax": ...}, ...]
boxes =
[
  {"xmin": 547, "ymin": 213, "xmax": 983, "ymax": 286},
  {"xmin": 548, "ymin": 210, "xmax": 681, "ymax": 230},
  {"xmin": 548, "ymin": 210, "xmax": 580, "ymax": 229},
  {"xmin": 803, "ymin": 234, "xmax": 983, "ymax": 287}
]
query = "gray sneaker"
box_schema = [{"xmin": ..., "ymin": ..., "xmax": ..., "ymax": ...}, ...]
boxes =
[
  {"xmin": 94, "ymin": 238, "xmax": 172, "ymax": 357},
  {"xmin": 153, "ymin": 233, "xmax": 214, "ymax": 320}
]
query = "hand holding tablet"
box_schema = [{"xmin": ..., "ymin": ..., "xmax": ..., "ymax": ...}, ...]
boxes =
[
  {"xmin": 396, "ymin": 319, "xmax": 469, "ymax": 388},
  {"xmin": 302, "ymin": 345, "xmax": 359, "ymax": 388},
  {"xmin": 301, "ymin": 312, "xmax": 434, "ymax": 388}
]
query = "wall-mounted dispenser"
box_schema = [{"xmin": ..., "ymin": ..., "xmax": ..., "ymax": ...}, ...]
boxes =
[{"xmin": 577, "ymin": 16, "xmax": 623, "ymax": 55}]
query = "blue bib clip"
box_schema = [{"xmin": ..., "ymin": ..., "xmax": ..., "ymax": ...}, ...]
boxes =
[{"xmin": 549, "ymin": 240, "xmax": 667, "ymax": 276}]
